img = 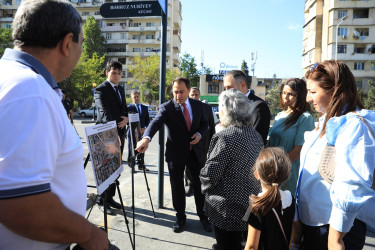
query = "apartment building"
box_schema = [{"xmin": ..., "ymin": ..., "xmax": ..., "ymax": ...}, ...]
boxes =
[
  {"xmin": 0, "ymin": 0, "xmax": 182, "ymax": 91},
  {"xmin": 303, "ymin": 0, "xmax": 375, "ymax": 92}
]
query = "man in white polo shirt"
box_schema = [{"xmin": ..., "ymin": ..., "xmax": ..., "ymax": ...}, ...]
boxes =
[{"xmin": 0, "ymin": 1, "xmax": 107, "ymax": 249}]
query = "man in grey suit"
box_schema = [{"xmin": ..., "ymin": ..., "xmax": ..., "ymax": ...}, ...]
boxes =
[
  {"xmin": 95, "ymin": 61, "xmax": 128, "ymax": 215},
  {"xmin": 136, "ymin": 77, "xmax": 212, "ymax": 233}
]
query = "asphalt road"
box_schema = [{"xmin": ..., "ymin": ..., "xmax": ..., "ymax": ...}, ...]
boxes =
[{"xmin": 73, "ymin": 118, "xmax": 375, "ymax": 250}]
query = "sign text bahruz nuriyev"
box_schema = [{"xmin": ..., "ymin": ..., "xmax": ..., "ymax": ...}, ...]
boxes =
[{"xmin": 100, "ymin": 1, "xmax": 161, "ymax": 18}]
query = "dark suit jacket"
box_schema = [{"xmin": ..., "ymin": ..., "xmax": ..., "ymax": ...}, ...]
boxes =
[
  {"xmin": 248, "ymin": 89, "xmax": 271, "ymax": 146},
  {"xmin": 94, "ymin": 81, "xmax": 128, "ymax": 136},
  {"xmin": 143, "ymin": 98, "xmax": 209, "ymax": 166},
  {"xmin": 201, "ymin": 103, "xmax": 215, "ymax": 158},
  {"xmin": 127, "ymin": 103, "xmax": 150, "ymax": 128}
]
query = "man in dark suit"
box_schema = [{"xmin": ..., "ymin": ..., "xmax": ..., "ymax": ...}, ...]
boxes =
[
  {"xmin": 94, "ymin": 61, "xmax": 128, "ymax": 215},
  {"xmin": 135, "ymin": 77, "xmax": 212, "ymax": 233},
  {"xmin": 127, "ymin": 90, "xmax": 150, "ymax": 172},
  {"xmin": 184, "ymin": 87, "xmax": 215, "ymax": 196},
  {"xmin": 223, "ymin": 70, "xmax": 270, "ymax": 145}
]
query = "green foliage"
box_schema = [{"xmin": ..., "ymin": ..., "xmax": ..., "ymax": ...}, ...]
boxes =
[
  {"xmin": 179, "ymin": 53, "xmax": 200, "ymax": 87},
  {"xmin": 241, "ymin": 60, "xmax": 249, "ymax": 76},
  {"xmin": 0, "ymin": 28, "xmax": 13, "ymax": 57},
  {"xmin": 202, "ymin": 66, "xmax": 212, "ymax": 75},
  {"xmin": 364, "ymin": 81, "xmax": 375, "ymax": 110},
  {"xmin": 128, "ymin": 53, "xmax": 180, "ymax": 104},
  {"xmin": 82, "ymin": 17, "xmax": 106, "ymax": 58},
  {"xmin": 59, "ymin": 53, "xmax": 106, "ymax": 109},
  {"xmin": 266, "ymin": 83, "xmax": 282, "ymax": 117}
]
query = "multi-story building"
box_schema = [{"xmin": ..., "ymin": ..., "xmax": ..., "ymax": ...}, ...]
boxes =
[
  {"xmin": 0, "ymin": 0, "xmax": 182, "ymax": 93},
  {"xmin": 303, "ymin": 0, "xmax": 375, "ymax": 92}
]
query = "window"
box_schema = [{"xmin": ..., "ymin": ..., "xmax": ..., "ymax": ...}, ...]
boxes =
[
  {"xmin": 354, "ymin": 62, "xmax": 365, "ymax": 70},
  {"xmin": 145, "ymin": 48, "xmax": 153, "ymax": 52},
  {"xmin": 354, "ymin": 46, "xmax": 365, "ymax": 53},
  {"xmin": 145, "ymin": 34, "xmax": 154, "ymax": 39},
  {"xmin": 120, "ymin": 33, "xmax": 126, "ymax": 39},
  {"xmin": 337, "ymin": 45, "xmax": 347, "ymax": 53},
  {"xmin": 3, "ymin": 23, "xmax": 11, "ymax": 29},
  {"xmin": 338, "ymin": 10, "xmax": 347, "ymax": 19},
  {"xmin": 338, "ymin": 28, "xmax": 348, "ymax": 36},
  {"xmin": 118, "ymin": 58, "xmax": 126, "ymax": 64},
  {"xmin": 146, "ymin": 22, "xmax": 154, "ymax": 27},
  {"xmin": 353, "ymin": 9, "xmax": 369, "ymax": 18},
  {"xmin": 106, "ymin": 33, "xmax": 111, "ymax": 40},
  {"xmin": 356, "ymin": 81, "xmax": 362, "ymax": 89},
  {"xmin": 120, "ymin": 23, "xmax": 126, "ymax": 27},
  {"xmin": 94, "ymin": 11, "xmax": 100, "ymax": 15},
  {"xmin": 208, "ymin": 83, "xmax": 219, "ymax": 94},
  {"xmin": 107, "ymin": 23, "xmax": 114, "ymax": 26},
  {"xmin": 132, "ymin": 35, "xmax": 141, "ymax": 40},
  {"xmin": 133, "ymin": 48, "xmax": 141, "ymax": 52},
  {"xmin": 16, "ymin": 0, "xmax": 21, "ymax": 4},
  {"xmin": 353, "ymin": 28, "xmax": 369, "ymax": 37},
  {"xmin": 81, "ymin": 12, "xmax": 90, "ymax": 16},
  {"xmin": 130, "ymin": 22, "xmax": 142, "ymax": 27}
]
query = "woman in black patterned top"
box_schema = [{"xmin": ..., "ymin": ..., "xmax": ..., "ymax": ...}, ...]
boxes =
[
  {"xmin": 244, "ymin": 147, "xmax": 295, "ymax": 250},
  {"xmin": 200, "ymin": 89, "xmax": 264, "ymax": 250}
]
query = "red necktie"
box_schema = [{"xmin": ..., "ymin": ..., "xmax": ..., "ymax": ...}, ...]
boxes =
[{"xmin": 182, "ymin": 103, "xmax": 191, "ymax": 131}]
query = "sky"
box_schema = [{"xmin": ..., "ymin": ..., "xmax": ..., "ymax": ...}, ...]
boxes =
[{"xmin": 180, "ymin": 0, "xmax": 305, "ymax": 79}]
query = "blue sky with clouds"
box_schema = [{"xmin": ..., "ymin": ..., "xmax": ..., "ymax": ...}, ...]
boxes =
[{"xmin": 180, "ymin": 0, "xmax": 305, "ymax": 79}]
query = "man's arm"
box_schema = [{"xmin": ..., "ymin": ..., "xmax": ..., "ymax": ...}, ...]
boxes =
[
  {"xmin": 94, "ymin": 86, "xmax": 113, "ymax": 122},
  {"xmin": 0, "ymin": 192, "xmax": 108, "ymax": 249},
  {"xmin": 250, "ymin": 101, "xmax": 271, "ymax": 146}
]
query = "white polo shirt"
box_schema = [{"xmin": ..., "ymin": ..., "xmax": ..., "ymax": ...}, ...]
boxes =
[{"xmin": 0, "ymin": 49, "xmax": 86, "ymax": 249}]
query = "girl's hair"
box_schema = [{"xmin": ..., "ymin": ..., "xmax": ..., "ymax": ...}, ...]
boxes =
[
  {"xmin": 305, "ymin": 60, "xmax": 364, "ymax": 137},
  {"xmin": 279, "ymin": 78, "xmax": 312, "ymax": 130},
  {"xmin": 250, "ymin": 147, "xmax": 291, "ymax": 216}
]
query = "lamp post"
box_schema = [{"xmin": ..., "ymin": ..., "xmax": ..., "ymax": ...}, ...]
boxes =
[
  {"xmin": 335, "ymin": 15, "xmax": 348, "ymax": 61},
  {"xmin": 92, "ymin": 83, "xmax": 97, "ymax": 121}
]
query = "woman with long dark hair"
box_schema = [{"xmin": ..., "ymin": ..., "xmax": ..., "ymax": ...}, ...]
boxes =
[{"xmin": 268, "ymin": 78, "xmax": 315, "ymax": 194}]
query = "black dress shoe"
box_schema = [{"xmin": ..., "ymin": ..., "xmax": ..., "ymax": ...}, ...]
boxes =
[
  {"xmin": 98, "ymin": 203, "xmax": 114, "ymax": 215},
  {"xmin": 138, "ymin": 165, "xmax": 149, "ymax": 172},
  {"xmin": 200, "ymin": 217, "xmax": 212, "ymax": 232},
  {"xmin": 185, "ymin": 186, "xmax": 194, "ymax": 197},
  {"xmin": 172, "ymin": 218, "xmax": 186, "ymax": 233},
  {"xmin": 107, "ymin": 199, "xmax": 122, "ymax": 209}
]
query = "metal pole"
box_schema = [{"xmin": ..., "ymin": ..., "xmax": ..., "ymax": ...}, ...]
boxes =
[
  {"xmin": 157, "ymin": 2, "xmax": 167, "ymax": 208},
  {"xmin": 335, "ymin": 16, "xmax": 347, "ymax": 61}
]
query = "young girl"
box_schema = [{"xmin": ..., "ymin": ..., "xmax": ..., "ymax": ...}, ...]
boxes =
[{"xmin": 244, "ymin": 147, "xmax": 295, "ymax": 250}]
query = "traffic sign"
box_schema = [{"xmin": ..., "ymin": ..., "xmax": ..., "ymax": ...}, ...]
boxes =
[{"xmin": 100, "ymin": 1, "xmax": 161, "ymax": 18}]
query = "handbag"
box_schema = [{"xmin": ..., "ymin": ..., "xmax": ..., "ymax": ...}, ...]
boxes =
[{"xmin": 318, "ymin": 115, "xmax": 375, "ymax": 189}]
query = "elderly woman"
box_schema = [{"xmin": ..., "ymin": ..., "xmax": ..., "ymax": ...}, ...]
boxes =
[
  {"xmin": 293, "ymin": 60, "xmax": 375, "ymax": 250},
  {"xmin": 200, "ymin": 89, "xmax": 264, "ymax": 250}
]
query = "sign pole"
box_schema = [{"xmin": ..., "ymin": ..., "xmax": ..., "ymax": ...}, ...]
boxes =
[{"xmin": 157, "ymin": 1, "xmax": 167, "ymax": 209}]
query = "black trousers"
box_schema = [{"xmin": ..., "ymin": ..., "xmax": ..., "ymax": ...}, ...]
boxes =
[
  {"xmin": 302, "ymin": 219, "xmax": 366, "ymax": 250},
  {"xmin": 213, "ymin": 226, "xmax": 243, "ymax": 250},
  {"xmin": 167, "ymin": 150, "xmax": 205, "ymax": 220}
]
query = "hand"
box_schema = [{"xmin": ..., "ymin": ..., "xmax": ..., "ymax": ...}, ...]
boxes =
[
  {"xmin": 135, "ymin": 138, "xmax": 150, "ymax": 153},
  {"xmin": 140, "ymin": 128, "xmax": 146, "ymax": 134},
  {"xmin": 190, "ymin": 133, "xmax": 201, "ymax": 145},
  {"xmin": 79, "ymin": 225, "xmax": 108, "ymax": 250},
  {"xmin": 118, "ymin": 116, "xmax": 128, "ymax": 129}
]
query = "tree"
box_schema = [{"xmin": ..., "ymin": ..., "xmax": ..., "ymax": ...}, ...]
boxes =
[
  {"xmin": 241, "ymin": 60, "xmax": 249, "ymax": 76},
  {"xmin": 128, "ymin": 53, "xmax": 180, "ymax": 104},
  {"xmin": 82, "ymin": 16, "xmax": 106, "ymax": 58},
  {"xmin": 60, "ymin": 53, "xmax": 106, "ymax": 109},
  {"xmin": 266, "ymin": 83, "xmax": 282, "ymax": 118},
  {"xmin": 364, "ymin": 80, "xmax": 375, "ymax": 110},
  {"xmin": 179, "ymin": 53, "xmax": 200, "ymax": 87},
  {"xmin": 0, "ymin": 28, "xmax": 13, "ymax": 57}
]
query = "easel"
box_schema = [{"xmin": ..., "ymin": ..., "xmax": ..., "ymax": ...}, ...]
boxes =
[
  {"xmin": 127, "ymin": 114, "xmax": 156, "ymax": 248},
  {"xmin": 83, "ymin": 140, "xmax": 134, "ymax": 250}
]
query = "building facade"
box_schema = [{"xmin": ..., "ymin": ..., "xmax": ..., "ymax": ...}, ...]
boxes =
[
  {"xmin": 303, "ymin": 0, "xmax": 375, "ymax": 92},
  {"xmin": 0, "ymin": 0, "xmax": 182, "ymax": 93}
]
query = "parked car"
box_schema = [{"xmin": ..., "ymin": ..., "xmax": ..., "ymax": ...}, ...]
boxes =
[
  {"xmin": 147, "ymin": 105, "xmax": 158, "ymax": 120},
  {"xmin": 79, "ymin": 107, "xmax": 95, "ymax": 118}
]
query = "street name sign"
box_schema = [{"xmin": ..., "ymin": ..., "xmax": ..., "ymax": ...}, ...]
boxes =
[{"xmin": 100, "ymin": 1, "xmax": 161, "ymax": 18}]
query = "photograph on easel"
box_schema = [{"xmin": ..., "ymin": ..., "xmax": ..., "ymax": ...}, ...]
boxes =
[
  {"xmin": 85, "ymin": 121, "xmax": 124, "ymax": 195},
  {"xmin": 128, "ymin": 113, "xmax": 141, "ymax": 158}
]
